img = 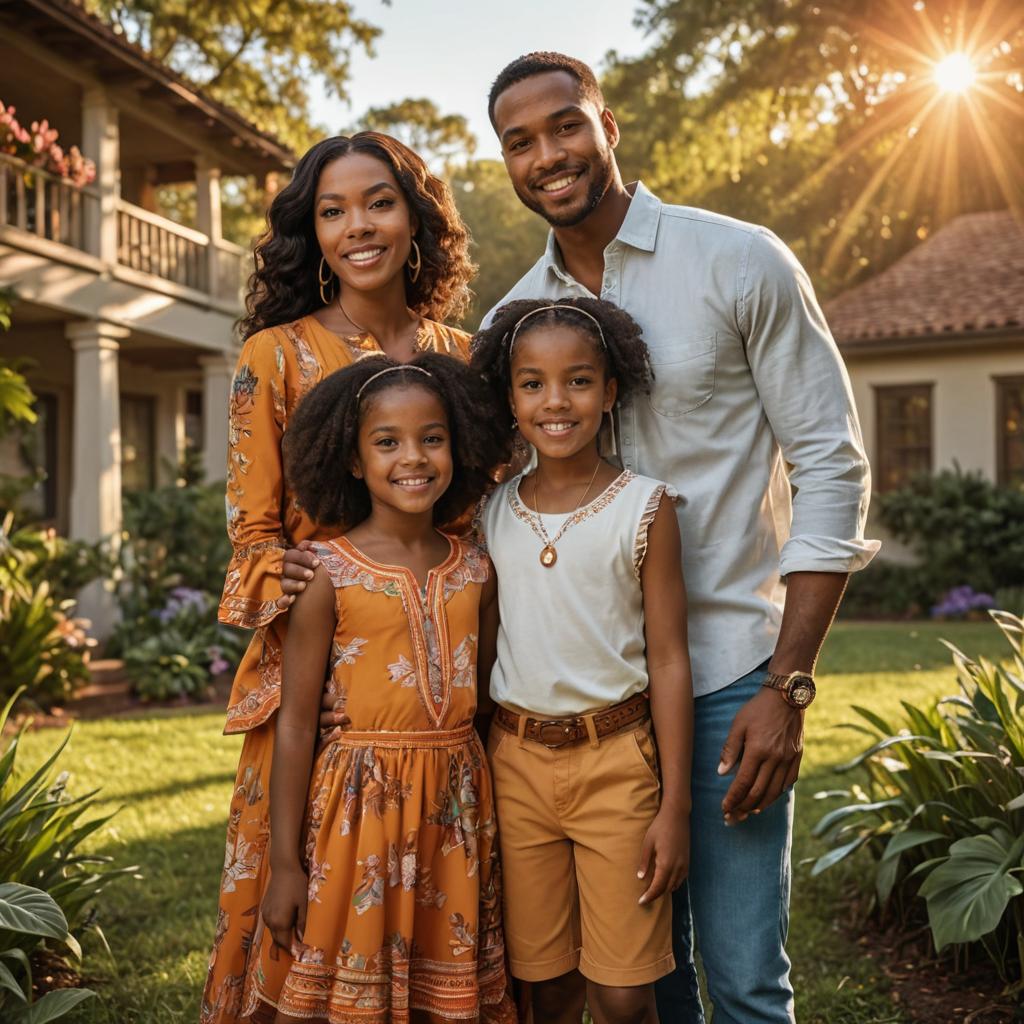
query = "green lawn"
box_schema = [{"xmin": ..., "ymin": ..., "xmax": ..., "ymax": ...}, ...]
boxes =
[{"xmin": 16, "ymin": 620, "xmax": 1010, "ymax": 1023}]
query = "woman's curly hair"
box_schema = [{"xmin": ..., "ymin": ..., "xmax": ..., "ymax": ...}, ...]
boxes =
[
  {"xmin": 240, "ymin": 133, "xmax": 475, "ymax": 339},
  {"xmin": 469, "ymin": 297, "xmax": 653, "ymax": 442},
  {"xmin": 283, "ymin": 353, "xmax": 508, "ymax": 530}
]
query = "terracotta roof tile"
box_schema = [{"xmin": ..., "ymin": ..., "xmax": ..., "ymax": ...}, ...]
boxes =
[{"xmin": 824, "ymin": 210, "xmax": 1024, "ymax": 345}]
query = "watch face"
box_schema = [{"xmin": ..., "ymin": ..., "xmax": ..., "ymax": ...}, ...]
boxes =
[{"xmin": 788, "ymin": 678, "xmax": 816, "ymax": 708}]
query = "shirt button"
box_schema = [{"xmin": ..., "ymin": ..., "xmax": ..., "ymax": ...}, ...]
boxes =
[
  {"xmin": 623, "ymin": 436, "xmax": 632, "ymax": 444},
  {"xmin": 433, "ymin": 695, "xmax": 442, "ymax": 704}
]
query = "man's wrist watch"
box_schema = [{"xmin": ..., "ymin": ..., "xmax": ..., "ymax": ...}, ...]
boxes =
[{"xmin": 763, "ymin": 670, "xmax": 816, "ymax": 709}]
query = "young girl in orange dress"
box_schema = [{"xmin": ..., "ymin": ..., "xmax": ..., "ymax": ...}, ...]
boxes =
[
  {"xmin": 201, "ymin": 132, "xmax": 476, "ymax": 1023},
  {"xmin": 242, "ymin": 353, "xmax": 515, "ymax": 1023}
]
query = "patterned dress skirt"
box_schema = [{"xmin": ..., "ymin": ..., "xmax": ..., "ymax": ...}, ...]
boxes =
[{"xmin": 202, "ymin": 535, "xmax": 516, "ymax": 1023}]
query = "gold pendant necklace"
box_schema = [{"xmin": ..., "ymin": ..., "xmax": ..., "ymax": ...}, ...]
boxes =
[{"xmin": 529, "ymin": 459, "xmax": 603, "ymax": 568}]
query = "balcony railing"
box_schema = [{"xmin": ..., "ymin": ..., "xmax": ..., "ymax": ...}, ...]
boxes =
[
  {"xmin": 0, "ymin": 153, "xmax": 99, "ymax": 250},
  {"xmin": 116, "ymin": 200, "xmax": 208, "ymax": 292},
  {"xmin": 1, "ymin": 153, "xmax": 246, "ymax": 306}
]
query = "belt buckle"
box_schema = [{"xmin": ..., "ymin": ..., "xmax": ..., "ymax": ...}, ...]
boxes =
[{"xmin": 536, "ymin": 717, "xmax": 579, "ymax": 749}]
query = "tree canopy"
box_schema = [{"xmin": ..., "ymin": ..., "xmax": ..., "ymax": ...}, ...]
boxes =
[
  {"xmin": 603, "ymin": 0, "xmax": 1024, "ymax": 294},
  {"xmin": 360, "ymin": 98, "xmax": 477, "ymax": 172},
  {"xmin": 85, "ymin": 0, "xmax": 380, "ymax": 153}
]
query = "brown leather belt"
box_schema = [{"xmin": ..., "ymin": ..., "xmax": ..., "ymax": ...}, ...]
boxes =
[{"xmin": 492, "ymin": 692, "xmax": 649, "ymax": 749}]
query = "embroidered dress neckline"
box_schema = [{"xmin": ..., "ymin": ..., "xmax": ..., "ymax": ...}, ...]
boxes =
[
  {"xmin": 512, "ymin": 468, "xmax": 633, "ymax": 519},
  {"xmin": 335, "ymin": 533, "xmax": 460, "ymax": 589}
]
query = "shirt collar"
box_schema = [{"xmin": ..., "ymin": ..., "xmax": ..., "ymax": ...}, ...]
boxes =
[{"xmin": 542, "ymin": 180, "xmax": 662, "ymax": 283}]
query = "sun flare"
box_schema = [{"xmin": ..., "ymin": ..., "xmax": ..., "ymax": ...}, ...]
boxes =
[{"xmin": 934, "ymin": 52, "xmax": 977, "ymax": 94}]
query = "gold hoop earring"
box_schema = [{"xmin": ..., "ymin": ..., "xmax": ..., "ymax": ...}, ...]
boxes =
[
  {"xmin": 407, "ymin": 239, "xmax": 422, "ymax": 283},
  {"xmin": 317, "ymin": 256, "xmax": 335, "ymax": 304}
]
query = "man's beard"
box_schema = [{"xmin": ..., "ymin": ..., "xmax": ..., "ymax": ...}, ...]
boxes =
[{"xmin": 515, "ymin": 149, "xmax": 614, "ymax": 228}]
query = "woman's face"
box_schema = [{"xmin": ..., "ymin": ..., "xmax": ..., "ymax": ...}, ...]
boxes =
[{"xmin": 314, "ymin": 152, "xmax": 416, "ymax": 299}]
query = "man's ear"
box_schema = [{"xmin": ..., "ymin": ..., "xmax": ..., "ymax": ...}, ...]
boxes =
[{"xmin": 601, "ymin": 106, "xmax": 621, "ymax": 150}]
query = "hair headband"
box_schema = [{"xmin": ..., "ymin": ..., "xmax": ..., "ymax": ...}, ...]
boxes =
[
  {"xmin": 356, "ymin": 364, "xmax": 433, "ymax": 401},
  {"xmin": 505, "ymin": 304, "xmax": 607, "ymax": 353}
]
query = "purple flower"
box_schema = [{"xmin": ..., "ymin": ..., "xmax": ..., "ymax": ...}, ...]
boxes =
[{"xmin": 930, "ymin": 585, "xmax": 995, "ymax": 619}]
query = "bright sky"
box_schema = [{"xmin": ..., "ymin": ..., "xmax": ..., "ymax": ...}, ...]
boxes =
[{"xmin": 311, "ymin": 0, "xmax": 652, "ymax": 159}]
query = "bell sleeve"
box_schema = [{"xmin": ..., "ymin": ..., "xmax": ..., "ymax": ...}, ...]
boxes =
[{"xmin": 218, "ymin": 331, "xmax": 291, "ymax": 630}]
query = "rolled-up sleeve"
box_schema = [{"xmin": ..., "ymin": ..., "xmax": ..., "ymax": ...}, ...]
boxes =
[
  {"xmin": 218, "ymin": 331, "xmax": 289, "ymax": 629},
  {"xmin": 740, "ymin": 229, "xmax": 880, "ymax": 576}
]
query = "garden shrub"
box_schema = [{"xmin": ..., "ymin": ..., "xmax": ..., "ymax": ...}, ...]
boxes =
[
  {"xmin": 0, "ymin": 513, "xmax": 95, "ymax": 706},
  {"xmin": 876, "ymin": 467, "xmax": 1024, "ymax": 599},
  {"xmin": 812, "ymin": 611, "xmax": 1024, "ymax": 990},
  {"xmin": 839, "ymin": 561, "xmax": 934, "ymax": 619},
  {"xmin": 0, "ymin": 688, "xmax": 134, "ymax": 1019},
  {"xmin": 111, "ymin": 475, "xmax": 233, "ymax": 656},
  {"xmin": 121, "ymin": 588, "xmax": 246, "ymax": 701},
  {"xmin": 111, "ymin": 467, "xmax": 246, "ymax": 699}
]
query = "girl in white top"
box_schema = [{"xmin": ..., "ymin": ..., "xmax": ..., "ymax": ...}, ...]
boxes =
[{"xmin": 470, "ymin": 298, "xmax": 694, "ymax": 1024}]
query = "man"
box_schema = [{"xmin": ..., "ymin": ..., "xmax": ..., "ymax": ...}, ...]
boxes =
[{"xmin": 484, "ymin": 52, "xmax": 879, "ymax": 1024}]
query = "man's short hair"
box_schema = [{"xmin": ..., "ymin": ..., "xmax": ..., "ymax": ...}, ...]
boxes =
[{"xmin": 488, "ymin": 52, "xmax": 605, "ymax": 129}]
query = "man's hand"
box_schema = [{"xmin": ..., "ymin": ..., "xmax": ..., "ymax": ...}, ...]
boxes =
[
  {"xmin": 636, "ymin": 809, "xmax": 690, "ymax": 905},
  {"xmin": 719, "ymin": 688, "xmax": 803, "ymax": 824},
  {"xmin": 278, "ymin": 540, "xmax": 319, "ymax": 609},
  {"xmin": 262, "ymin": 863, "xmax": 308, "ymax": 951}
]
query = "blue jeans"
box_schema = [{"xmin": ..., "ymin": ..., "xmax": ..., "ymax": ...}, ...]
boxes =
[{"xmin": 655, "ymin": 663, "xmax": 795, "ymax": 1024}]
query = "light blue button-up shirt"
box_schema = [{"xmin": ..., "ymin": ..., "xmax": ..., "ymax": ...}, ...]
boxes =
[{"xmin": 486, "ymin": 183, "xmax": 880, "ymax": 696}]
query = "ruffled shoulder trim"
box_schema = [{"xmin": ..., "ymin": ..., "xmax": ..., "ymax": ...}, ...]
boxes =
[{"xmin": 632, "ymin": 483, "xmax": 684, "ymax": 579}]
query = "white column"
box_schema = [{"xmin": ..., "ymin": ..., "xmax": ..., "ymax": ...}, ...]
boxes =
[
  {"xmin": 67, "ymin": 320, "xmax": 128, "ymax": 636},
  {"xmin": 155, "ymin": 382, "xmax": 185, "ymax": 484},
  {"xmin": 200, "ymin": 354, "xmax": 234, "ymax": 484},
  {"xmin": 82, "ymin": 88, "xmax": 120, "ymax": 263},
  {"xmin": 195, "ymin": 157, "xmax": 223, "ymax": 296}
]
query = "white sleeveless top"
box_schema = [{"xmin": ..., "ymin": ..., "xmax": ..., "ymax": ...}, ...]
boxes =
[{"xmin": 481, "ymin": 469, "xmax": 673, "ymax": 716}]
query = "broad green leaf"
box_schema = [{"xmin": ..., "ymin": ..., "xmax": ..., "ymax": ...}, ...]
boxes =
[
  {"xmin": 0, "ymin": 884, "xmax": 68, "ymax": 939},
  {"xmin": 13, "ymin": 987, "xmax": 95, "ymax": 1024},
  {"xmin": 918, "ymin": 833, "xmax": 1024, "ymax": 950},
  {"xmin": 882, "ymin": 829, "xmax": 946, "ymax": 861},
  {"xmin": 0, "ymin": 958, "xmax": 28, "ymax": 1001}
]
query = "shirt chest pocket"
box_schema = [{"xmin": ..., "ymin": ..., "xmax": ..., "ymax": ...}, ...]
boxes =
[{"xmin": 646, "ymin": 332, "xmax": 717, "ymax": 417}]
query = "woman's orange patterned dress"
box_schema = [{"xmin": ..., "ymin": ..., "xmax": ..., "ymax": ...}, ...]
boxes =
[
  {"xmin": 240, "ymin": 535, "xmax": 515, "ymax": 1021},
  {"xmin": 200, "ymin": 314, "xmax": 487, "ymax": 1022}
]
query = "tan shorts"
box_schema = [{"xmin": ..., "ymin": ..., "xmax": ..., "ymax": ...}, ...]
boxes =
[{"xmin": 487, "ymin": 717, "xmax": 674, "ymax": 987}]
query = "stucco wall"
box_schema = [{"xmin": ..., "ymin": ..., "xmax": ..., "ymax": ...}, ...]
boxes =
[{"xmin": 845, "ymin": 339, "xmax": 1024, "ymax": 560}]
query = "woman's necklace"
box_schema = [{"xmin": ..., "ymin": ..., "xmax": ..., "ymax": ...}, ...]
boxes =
[
  {"xmin": 337, "ymin": 295, "xmax": 424, "ymax": 357},
  {"xmin": 337, "ymin": 295, "xmax": 368, "ymax": 335},
  {"xmin": 527, "ymin": 460, "xmax": 603, "ymax": 568}
]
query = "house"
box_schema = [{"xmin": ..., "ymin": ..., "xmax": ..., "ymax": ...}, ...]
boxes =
[
  {"xmin": 826, "ymin": 209, "xmax": 1024, "ymax": 553},
  {"xmin": 0, "ymin": 0, "xmax": 293, "ymax": 630}
]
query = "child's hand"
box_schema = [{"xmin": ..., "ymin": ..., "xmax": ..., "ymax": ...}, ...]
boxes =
[
  {"xmin": 262, "ymin": 864, "xmax": 308, "ymax": 951},
  {"xmin": 636, "ymin": 809, "xmax": 690, "ymax": 905},
  {"xmin": 279, "ymin": 540, "xmax": 319, "ymax": 608}
]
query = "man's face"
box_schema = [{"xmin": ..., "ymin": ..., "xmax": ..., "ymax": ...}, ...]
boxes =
[{"xmin": 493, "ymin": 71, "xmax": 618, "ymax": 228}]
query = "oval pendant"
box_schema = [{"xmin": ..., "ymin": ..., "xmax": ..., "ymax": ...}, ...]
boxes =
[{"xmin": 539, "ymin": 545, "xmax": 558, "ymax": 568}]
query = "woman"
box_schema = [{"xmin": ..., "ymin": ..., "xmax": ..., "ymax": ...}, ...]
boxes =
[{"xmin": 200, "ymin": 132, "xmax": 475, "ymax": 1024}]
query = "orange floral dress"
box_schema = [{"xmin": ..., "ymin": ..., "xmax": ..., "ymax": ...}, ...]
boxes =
[
  {"xmin": 200, "ymin": 314, "xmax": 475, "ymax": 1023},
  {"xmin": 240, "ymin": 535, "xmax": 515, "ymax": 1022}
]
